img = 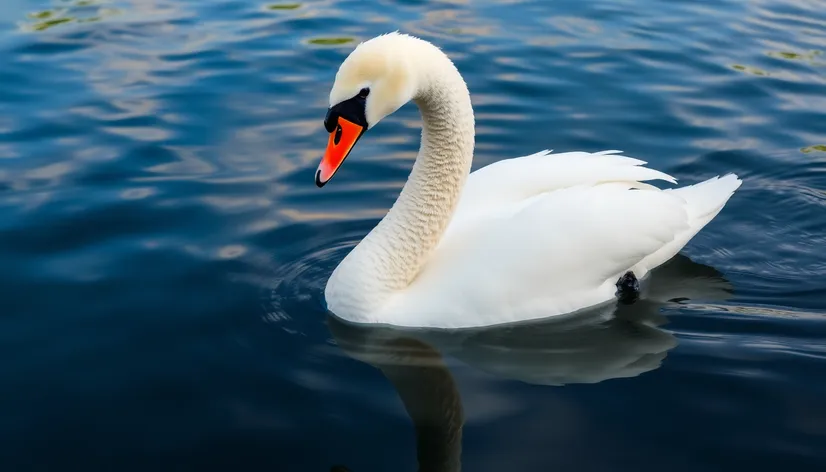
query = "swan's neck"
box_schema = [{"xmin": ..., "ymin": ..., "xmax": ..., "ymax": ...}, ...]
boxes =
[
  {"xmin": 375, "ymin": 70, "xmax": 475, "ymax": 280},
  {"xmin": 328, "ymin": 55, "xmax": 475, "ymax": 314}
]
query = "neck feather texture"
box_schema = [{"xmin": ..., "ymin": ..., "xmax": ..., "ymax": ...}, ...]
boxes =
[{"xmin": 326, "ymin": 45, "xmax": 475, "ymax": 317}]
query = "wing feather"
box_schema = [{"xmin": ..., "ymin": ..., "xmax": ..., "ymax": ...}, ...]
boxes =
[{"xmin": 451, "ymin": 150, "xmax": 678, "ymax": 226}]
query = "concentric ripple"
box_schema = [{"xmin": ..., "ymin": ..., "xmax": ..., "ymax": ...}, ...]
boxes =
[{"xmin": 260, "ymin": 219, "xmax": 370, "ymax": 328}]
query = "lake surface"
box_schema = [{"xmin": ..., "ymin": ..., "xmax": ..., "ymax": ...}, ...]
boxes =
[{"xmin": 2, "ymin": 0, "xmax": 826, "ymax": 470}]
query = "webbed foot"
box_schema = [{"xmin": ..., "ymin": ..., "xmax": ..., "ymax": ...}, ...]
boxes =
[{"xmin": 616, "ymin": 271, "xmax": 640, "ymax": 304}]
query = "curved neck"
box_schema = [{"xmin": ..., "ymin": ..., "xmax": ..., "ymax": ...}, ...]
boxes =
[
  {"xmin": 376, "ymin": 71, "xmax": 476, "ymax": 282},
  {"xmin": 331, "ymin": 54, "xmax": 475, "ymax": 310}
]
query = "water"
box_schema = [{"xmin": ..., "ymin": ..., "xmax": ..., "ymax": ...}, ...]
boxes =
[{"xmin": 1, "ymin": 0, "xmax": 825, "ymax": 470}]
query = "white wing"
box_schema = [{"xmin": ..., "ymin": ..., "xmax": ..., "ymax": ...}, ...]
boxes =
[
  {"xmin": 382, "ymin": 150, "xmax": 740, "ymax": 328},
  {"xmin": 447, "ymin": 150, "xmax": 676, "ymax": 229}
]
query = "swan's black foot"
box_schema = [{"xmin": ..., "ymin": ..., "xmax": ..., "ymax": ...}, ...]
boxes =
[{"xmin": 616, "ymin": 271, "xmax": 640, "ymax": 304}]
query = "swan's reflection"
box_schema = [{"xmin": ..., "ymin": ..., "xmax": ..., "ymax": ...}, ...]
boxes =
[{"xmin": 327, "ymin": 255, "xmax": 732, "ymax": 471}]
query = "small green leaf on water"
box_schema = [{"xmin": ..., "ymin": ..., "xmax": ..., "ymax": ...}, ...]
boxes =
[
  {"xmin": 266, "ymin": 3, "xmax": 301, "ymax": 9},
  {"xmin": 801, "ymin": 145, "xmax": 826, "ymax": 154},
  {"xmin": 308, "ymin": 37, "xmax": 354, "ymax": 46},
  {"xmin": 767, "ymin": 50, "xmax": 824, "ymax": 62},
  {"xmin": 732, "ymin": 64, "xmax": 769, "ymax": 76},
  {"xmin": 32, "ymin": 17, "xmax": 74, "ymax": 31},
  {"xmin": 28, "ymin": 10, "xmax": 55, "ymax": 19}
]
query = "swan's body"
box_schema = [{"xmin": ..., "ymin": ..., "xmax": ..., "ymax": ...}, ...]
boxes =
[{"xmin": 316, "ymin": 32, "xmax": 741, "ymax": 329}]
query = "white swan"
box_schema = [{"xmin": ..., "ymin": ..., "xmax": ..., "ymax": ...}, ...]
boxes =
[{"xmin": 315, "ymin": 32, "xmax": 741, "ymax": 329}]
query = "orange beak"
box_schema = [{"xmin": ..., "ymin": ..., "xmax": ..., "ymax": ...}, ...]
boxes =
[{"xmin": 316, "ymin": 117, "xmax": 365, "ymax": 187}]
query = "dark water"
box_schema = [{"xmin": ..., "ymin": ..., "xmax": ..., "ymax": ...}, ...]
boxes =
[{"xmin": 2, "ymin": 0, "xmax": 826, "ymax": 470}]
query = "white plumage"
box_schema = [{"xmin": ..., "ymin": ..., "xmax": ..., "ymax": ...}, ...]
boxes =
[
  {"xmin": 383, "ymin": 151, "xmax": 740, "ymax": 328},
  {"xmin": 318, "ymin": 33, "xmax": 741, "ymax": 329}
]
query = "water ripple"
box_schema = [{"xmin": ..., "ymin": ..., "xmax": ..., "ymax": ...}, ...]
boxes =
[{"xmin": 2, "ymin": 0, "xmax": 826, "ymax": 469}]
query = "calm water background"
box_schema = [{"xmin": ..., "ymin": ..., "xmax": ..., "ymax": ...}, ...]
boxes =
[{"xmin": 1, "ymin": 0, "xmax": 826, "ymax": 470}]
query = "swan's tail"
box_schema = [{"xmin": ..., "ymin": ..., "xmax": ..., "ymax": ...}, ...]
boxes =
[
  {"xmin": 635, "ymin": 174, "xmax": 742, "ymax": 275},
  {"xmin": 668, "ymin": 173, "xmax": 742, "ymax": 222}
]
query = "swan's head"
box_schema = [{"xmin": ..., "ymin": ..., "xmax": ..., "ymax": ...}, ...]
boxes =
[{"xmin": 316, "ymin": 32, "xmax": 424, "ymax": 187}]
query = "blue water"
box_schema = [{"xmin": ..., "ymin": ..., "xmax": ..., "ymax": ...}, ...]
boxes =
[{"xmin": 2, "ymin": 0, "xmax": 826, "ymax": 470}]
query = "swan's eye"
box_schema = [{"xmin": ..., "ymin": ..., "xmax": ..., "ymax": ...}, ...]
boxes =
[{"xmin": 358, "ymin": 88, "xmax": 370, "ymax": 99}]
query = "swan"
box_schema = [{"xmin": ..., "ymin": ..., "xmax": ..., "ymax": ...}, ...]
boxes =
[{"xmin": 315, "ymin": 32, "xmax": 741, "ymax": 329}]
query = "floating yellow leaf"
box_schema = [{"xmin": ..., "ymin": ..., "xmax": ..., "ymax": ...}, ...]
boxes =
[
  {"xmin": 266, "ymin": 3, "xmax": 301, "ymax": 10},
  {"xmin": 32, "ymin": 17, "xmax": 74, "ymax": 31},
  {"xmin": 801, "ymin": 145, "xmax": 826, "ymax": 154},
  {"xmin": 27, "ymin": 10, "xmax": 55, "ymax": 19},
  {"xmin": 767, "ymin": 50, "xmax": 823, "ymax": 61}
]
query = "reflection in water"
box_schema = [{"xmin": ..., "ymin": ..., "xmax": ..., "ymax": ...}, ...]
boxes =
[
  {"xmin": 327, "ymin": 255, "xmax": 732, "ymax": 471},
  {"xmin": 329, "ymin": 323, "xmax": 464, "ymax": 472}
]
